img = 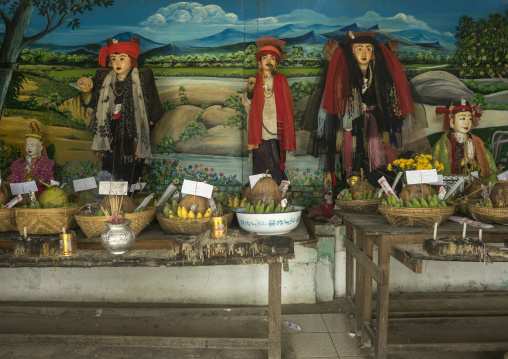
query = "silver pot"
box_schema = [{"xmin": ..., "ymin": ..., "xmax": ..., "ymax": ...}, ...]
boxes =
[{"xmin": 101, "ymin": 220, "xmax": 136, "ymax": 255}]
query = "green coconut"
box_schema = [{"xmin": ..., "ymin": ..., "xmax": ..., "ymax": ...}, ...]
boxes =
[{"xmin": 38, "ymin": 186, "xmax": 69, "ymax": 208}]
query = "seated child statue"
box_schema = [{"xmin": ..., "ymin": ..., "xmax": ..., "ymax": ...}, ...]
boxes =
[
  {"xmin": 432, "ymin": 99, "xmax": 497, "ymax": 177},
  {"xmin": 7, "ymin": 121, "xmax": 55, "ymax": 195}
]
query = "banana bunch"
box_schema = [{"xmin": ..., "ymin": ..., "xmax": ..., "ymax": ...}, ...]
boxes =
[
  {"xmin": 228, "ymin": 196, "xmax": 247, "ymax": 208},
  {"xmin": 338, "ymin": 189, "xmax": 375, "ymax": 201},
  {"xmin": 22, "ymin": 201, "xmax": 77, "ymax": 209},
  {"xmin": 245, "ymin": 200, "xmax": 293, "ymax": 213},
  {"xmin": 162, "ymin": 202, "xmax": 212, "ymax": 219},
  {"xmin": 382, "ymin": 194, "xmax": 447, "ymax": 208},
  {"xmin": 476, "ymin": 198, "xmax": 494, "ymax": 208}
]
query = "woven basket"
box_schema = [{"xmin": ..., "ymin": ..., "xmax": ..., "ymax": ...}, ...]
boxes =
[
  {"xmin": 335, "ymin": 198, "xmax": 382, "ymax": 214},
  {"xmin": 0, "ymin": 208, "xmax": 16, "ymax": 232},
  {"xmin": 466, "ymin": 202, "xmax": 508, "ymax": 225},
  {"xmin": 75, "ymin": 207, "xmax": 156, "ymax": 238},
  {"xmin": 156, "ymin": 213, "xmax": 212, "ymax": 235},
  {"xmin": 378, "ymin": 204, "xmax": 455, "ymax": 227},
  {"xmin": 15, "ymin": 206, "xmax": 79, "ymax": 235},
  {"xmin": 448, "ymin": 198, "xmax": 479, "ymax": 216}
]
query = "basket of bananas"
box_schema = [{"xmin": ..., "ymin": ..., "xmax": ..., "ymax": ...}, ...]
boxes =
[
  {"xmin": 466, "ymin": 181, "xmax": 508, "ymax": 225},
  {"xmin": 157, "ymin": 195, "xmax": 213, "ymax": 235},
  {"xmin": 335, "ymin": 187, "xmax": 383, "ymax": 214},
  {"xmin": 379, "ymin": 184, "xmax": 455, "ymax": 227}
]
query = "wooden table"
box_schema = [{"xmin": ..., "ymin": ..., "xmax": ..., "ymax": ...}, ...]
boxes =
[
  {"xmin": 0, "ymin": 221, "xmax": 306, "ymax": 359},
  {"xmin": 335, "ymin": 211, "xmax": 508, "ymax": 359}
]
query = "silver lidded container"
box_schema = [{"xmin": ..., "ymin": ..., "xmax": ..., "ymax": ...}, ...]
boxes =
[{"xmin": 101, "ymin": 220, "xmax": 135, "ymax": 255}]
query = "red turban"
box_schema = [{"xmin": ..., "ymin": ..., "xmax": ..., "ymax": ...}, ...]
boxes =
[{"xmin": 99, "ymin": 42, "xmax": 140, "ymax": 67}]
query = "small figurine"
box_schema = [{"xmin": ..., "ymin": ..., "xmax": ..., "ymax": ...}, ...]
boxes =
[
  {"xmin": 432, "ymin": 99, "xmax": 497, "ymax": 176},
  {"xmin": 7, "ymin": 121, "xmax": 55, "ymax": 194},
  {"xmin": 242, "ymin": 36, "xmax": 296, "ymax": 185},
  {"xmin": 78, "ymin": 36, "xmax": 163, "ymax": 185},
  {"xmin": 322, "ymin": 30, "xmax": 415, "ymax": 178}
]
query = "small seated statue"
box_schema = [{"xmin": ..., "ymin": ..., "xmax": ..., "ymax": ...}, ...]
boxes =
[
  {"xmin": 7, "ymin": 121, "xmax": 55, "ymax": 194},
  {"xmin": 432, "ymin": 99, "xmax": 497, "ymax": 176}
]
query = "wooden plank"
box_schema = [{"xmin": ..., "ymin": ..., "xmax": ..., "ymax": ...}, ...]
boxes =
[
  {"xmin": 344, "ymin": 238, "xmax": 383, "ymax": 283},
  {"xmin": 391, "ymin": 244, "xmax": 422, "ymax": 273},
  {"xmin": 388, "ymin": 342, "xmax": 508, "ymax": 353},
  {"xmin": 0, "ymin": 334, "xmax": 269, "ymax": 349},
  {"xmin": 268, "ymin": 261, "xmax": 282, "ymax": 359}
]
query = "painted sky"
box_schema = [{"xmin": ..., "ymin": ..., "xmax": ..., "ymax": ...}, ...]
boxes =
[{"xmin": 21, "ymin": 0, "xmax": 507, "ymax": 46}]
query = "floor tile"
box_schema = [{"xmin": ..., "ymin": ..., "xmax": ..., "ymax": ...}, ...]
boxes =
[
  {"xmin": 281, "ymin": 314, "xmax": 329, "ymax": 333},
  {"xmin": 282, "ymin": 332, "xmax": 338, "ymax": 358},
  {"xmin": 330, "ymin": 331, "xmax": 372, "ymax": 357},
  {"xmin": 322, "ymin": 313, "xmax": 350, "ymax": 333}
]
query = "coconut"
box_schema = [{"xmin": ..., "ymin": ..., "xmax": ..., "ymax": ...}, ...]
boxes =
[
  {"xmin": 399, "ymin": 184, "xmax": 432, "ymax": 204},
  {"xmin": 248, "ymin": 174, "xmax": 282, "ymax": 207},
  {"xmin": 489, "ymin": 181, "xmax": 508, "ymax": 208},
  {"xmin": 349, "ymin": 180, "xmax": 375, "ymax": 200},
  {"xmin": 463, "ymin": 179, "xmax": 483, "ymax": 199},
  {"xmin": 178, "ymin": 194, "xmax": 210, "ymax": 215},
  {"xmin": 101, "ymin": 195, "xmax": 136, "ymax": 214},
  {"xmin": 38, "ymin": 186, "xmax": 69, "ymax": 208},
  {"xmin": 0, "ymin": 183, "xmax": 8, "ymax": 206}
]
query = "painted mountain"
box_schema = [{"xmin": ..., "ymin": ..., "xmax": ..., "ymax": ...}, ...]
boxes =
[{"xmin": 175, "ymin": 28, "xmax": 258, "ymax": 48}]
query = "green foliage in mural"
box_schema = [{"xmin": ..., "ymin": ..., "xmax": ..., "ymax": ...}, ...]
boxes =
[
  {"xmin": 455, "ymin": 11, "xmax": 508, "ymax": 78},
  {"xmin": 180, "ymin": 122, "xmax": 208, "ymax": 141},
  {"xmin": 179, "ymin": 85, "xmax": 190, "ymax": 105},
  {"xmin": 155, "ymin": 137, "xmax": 175, "ymax": 154},
  {"xmin": 0, "ymin": 140, "xmax": 23, "ymax": 180},
  {"xmin": 54, "ymin": 158, "xmax": 103, "ymax": 194},
  {"xmin": 224, "ymin": 113, "xmax": 246, "ymax": 130},
  {"xmin": 289, "ymin": 81, "xmax": 319, "ymax": 102},
  {"xmin": 46, "ymin": 144, "xmax": 56, "ymax": 160},
  {"xmin": 223, "ymin": 95, "xmax": 244, "ymax": 112},
  {"xmin": 162, "ymin": 100, "xmax": 178, "ymax": 112}
]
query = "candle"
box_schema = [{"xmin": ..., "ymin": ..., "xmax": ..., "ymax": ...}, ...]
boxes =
[
  {"xmin": 433, "ymin": 222, "xmax": 438, "ymax": 240},
  {"xmin": 62, "ymin": 227, "xmax": 66, "ymax": 234},
  {"xmin": 23, "ymin": 226, "xmax": 27, "ymax": 239},
  {"xmin": 479, "ymin": 229, "xmax": 482, "ymax": 241},
  {"xmin": 462, "ymin": 223, "xmax": 467, "ymax": 239}
]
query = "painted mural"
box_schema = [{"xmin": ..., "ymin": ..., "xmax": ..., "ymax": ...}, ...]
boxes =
[{"xmin": 0, "ymin": 0, "xmax": 506, "ymax": 207}]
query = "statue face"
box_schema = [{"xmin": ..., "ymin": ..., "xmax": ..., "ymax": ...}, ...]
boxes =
[
  {"xmin": 258, "ymin": 54, "xmax": 277, "ymax": 75},
  {"xmin": 352, "ymin": 43, "xmax": 374, "ymax": 67},
  {"xmin": 450, "ymin": 111, "xmax": 473, "ymax": 136},
  {"xmin": 25, "ymin": 137, "xmax": 43, "ymax": 158},
  {"xmin": 110, "ymin": 53, "xmax": 131, "ymax": 78}
]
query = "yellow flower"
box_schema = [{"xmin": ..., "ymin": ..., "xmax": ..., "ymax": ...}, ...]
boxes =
[{"xmin": 387, "ymin": 164, "xmax": 392, "ymax": 171}]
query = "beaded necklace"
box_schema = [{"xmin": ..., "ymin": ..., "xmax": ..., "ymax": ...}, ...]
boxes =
[{"xmin": 24, "ymin": 156, "xmax": 40, "ymax": 181}]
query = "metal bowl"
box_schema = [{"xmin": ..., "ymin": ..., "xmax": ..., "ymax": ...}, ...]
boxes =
[{"xmin": 232, "ymin": 206, "xmax": 304, "ymax": 235}]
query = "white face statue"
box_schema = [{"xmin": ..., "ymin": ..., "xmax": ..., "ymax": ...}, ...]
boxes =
[
  {"xmin": 110, "ymin": 53, "xmax": 131, "ymax": 78},
  {"xmin": 352, "ymin": 43, "xmax": 374, "ymax": 69},
  {"xmin": 258, "ymin": 54, "xmax": 277, "ymax": 75},
  {"xmin": 450, "ymin": 111, "xmax": 473, "ymax": 136},
  {"xmin": 25, "ymin": 137, "xmax": 43, "ymax": 158}
]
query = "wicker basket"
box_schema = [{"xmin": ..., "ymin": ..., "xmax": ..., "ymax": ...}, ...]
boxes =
[
  {"xmin": 75, "ymin": 207, "xmax": 156, "ymax": 238},
  {"xmin": 335, "ymin": 198, "xmax": 383, "ymax": 214},
  {"xmin": 0, "ymin": 208, "xmax": 16, "ymax": 232},
  {"xmin": 466, "ymin": 202, "xmax": 508, "ymax": 225},
  {"xmin": 448, "ymin": 198, "xmax": 479, "ymax": 216},
  {"xmin": 156, "ymin": 213, "xmax": 212, "ymax": 235},
  {"xmin": 15, "ymin": 206, "xmax": 79, "ymax": 235},
  {"xmin": 378, "ymin": 204, "xmax": 455, "ymax": 227}
]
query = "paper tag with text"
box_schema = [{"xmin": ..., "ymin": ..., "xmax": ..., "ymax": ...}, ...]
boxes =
[
  {"xmin": 497, "ymin": 170, "xmax": 508, "ymax": 181},
  {"xmin": 406, "ymin": 169, "xmax": 438, "ymax": 185},
  {"xmin": 156, "ymin": 183, "xmax": 177, "ymax": 207},
  {"xmin": 73, "ymin": 177, "xmax": 97, "ymax": 192},
  {"xmin": 181, "ymin": 180, "xmax": 214, "ymax": 199},
  {"xmin": 136, "ymin": 193, "xmax": 154, "ymax": 210},
  {"xmin": 130, "ymin": 182, "xmax": 146, "ymax": 192},
  {"xmin": 10, "ymin": 181, "xmax": 38, "ymax": 195},
  {"xmin": 98, "ymin": 181, "xmax": 128, "ymax": 196}
]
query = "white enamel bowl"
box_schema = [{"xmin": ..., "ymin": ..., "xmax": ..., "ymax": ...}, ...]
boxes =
[{"xmin": 232, "ymin": 206, "xmax": 304, "ymax": 235}]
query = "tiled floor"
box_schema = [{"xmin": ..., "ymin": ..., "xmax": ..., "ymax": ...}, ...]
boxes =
[{"xmin": 1, "ymin": 294, "xmax": 508, "ymax": 359}]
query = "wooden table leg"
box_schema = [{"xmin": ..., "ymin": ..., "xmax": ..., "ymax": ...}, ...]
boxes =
[
  {"xmin": 355, "ymin": 230, "xmax": 365, "ymax": 336},
  {"xmin": 268, "ymin": 261, "xmax": 282, "ymax": 359},
  {"xmin": 361, "ymin": 232, "xmax": 373, "ymax": 347},
  {"xmin": 375, "ymin": 239, "xmax": 391, "ymax": 359},
  {"xmin": 345, "ymin": 229, "xmax": 354, "ymax": 317}
]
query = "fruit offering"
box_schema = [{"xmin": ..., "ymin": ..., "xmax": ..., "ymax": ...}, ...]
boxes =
[
  {"xmin": 228, "ymin": 196, "xmax": 247, "ymax": 208},
  {"xmin": 22, "ymin": 201, "xmax": 77, "ymax": 209},
  {"xmin": 382, "ymin": 194, "xmax": 447, "ymax": 208},
  {"xmin": 245, "ymin": 199, "xmax": 294, "ymax": 213},
  {"xmin": 160, "ymin": 199, "xmax": 212, "ymax": 219},
  {"xmin": 338, "ymin": 188, "xmax": 380, "ymax": 201}
]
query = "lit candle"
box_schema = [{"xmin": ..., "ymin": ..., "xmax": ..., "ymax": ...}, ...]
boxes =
[
  {"xmin": 433, "ymin": 222, "xmax": 438, "ymax": 240},
  {"xmin": 479, "ymin": 229, "xmax": 482, "ymax": 241},
  {"xmin": 462, "ymin": 223, "xmax": 467, "ymax": 239}
]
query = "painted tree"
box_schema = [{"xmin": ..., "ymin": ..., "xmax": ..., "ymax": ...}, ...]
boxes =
[{"xmin": 0, "ymin": 0, "xmax": 114, "ymax": 117}]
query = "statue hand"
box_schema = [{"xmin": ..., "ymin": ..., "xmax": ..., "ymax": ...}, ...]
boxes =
[{"xmin": 77, "ymin": 77, "xmax": 93, "ymax": 92}]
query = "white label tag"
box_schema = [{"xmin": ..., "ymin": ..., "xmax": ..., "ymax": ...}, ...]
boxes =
[
  {"xmin": 130, "ymin": 182, "xmax": 146, "ymax": 192},
  {"xmin": 156, "ymin": 183, "xmax": 177, "ymax": 207},
  {"xmin": 249, "ymin": 173, "xmax": 271, "ymax": 189},
  {"xmin": 444, "ymin": 177, "xmax": 465, "ymax": 200},
  {"xmin": 428, "ymin": 174, "xmax": 444, "ymax": 186},
  {"xmin": 10, "ymin": 181, "xmax": 38, "ymax": 195},
  {"xmin": 181, "ymin": 180, "xmax": 214, "ymax": 199},
  {"xmin": 406, "ymin": 169, "xmax": 438, "ymax": 185},
  {"xmin": 497, "ymin": 170, "xmax": 508, "ymax": 181},
  {"xmin": 73, "ymin": 177, "xmax": 97, "ymax": 192},
  {"xmin": 98, "ymin": 181, "xmax": 128, "ymax": 196},
  {"xmin": 50, "ymin": 180, "xmax": 60, "ymax": 187},
  {"xmin": 378, "ymin": 176, "xmax": 398, "ymax": 201},
  {"xmin": 136, "ymin": 193, "xmax": 154, "ymax": 210}
]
